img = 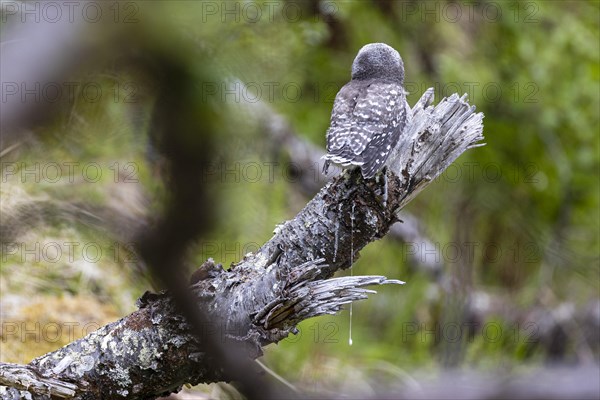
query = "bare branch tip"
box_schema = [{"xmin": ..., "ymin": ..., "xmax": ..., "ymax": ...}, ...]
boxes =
[{"xmin": 386, "ymin": 279, "xmax": 406, "ymax": 285}]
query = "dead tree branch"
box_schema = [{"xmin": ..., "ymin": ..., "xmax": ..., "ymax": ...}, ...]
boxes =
[
  {"xmin": 0, "ymin": 89, "xmax": 484, "ymax": 398},
  {"xmin": 246, "ymin": 82, "xmax": 444, "ymax": 275}
]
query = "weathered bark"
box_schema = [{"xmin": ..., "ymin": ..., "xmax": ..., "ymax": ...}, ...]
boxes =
[{"xmin": 0, "ymin": 89, "xmax": 484, "ymax": 399}]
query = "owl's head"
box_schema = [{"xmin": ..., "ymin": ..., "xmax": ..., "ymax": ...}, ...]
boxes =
[{"xmin": 351, "ymin": 43, "xmax": 404, "ymax": 83}]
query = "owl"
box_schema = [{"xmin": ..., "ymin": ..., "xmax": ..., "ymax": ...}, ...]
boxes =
[{"xmin": 322, "ymin": 43, "xmax": 410, "ymax": 179}]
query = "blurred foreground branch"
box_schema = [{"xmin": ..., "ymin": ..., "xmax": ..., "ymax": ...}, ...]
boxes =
[
  {"xmin": 0, "ymin": 89, "xmax": 484, "ymax": 398},
  {"xmin": 389, "ymin": 366, "xmax": 599, "ymax": 399}
]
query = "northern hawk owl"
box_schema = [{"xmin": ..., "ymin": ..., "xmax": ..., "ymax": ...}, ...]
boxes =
[{"xmin": 322, "ymin": 43, "xmax": 410, "ymax": 179}]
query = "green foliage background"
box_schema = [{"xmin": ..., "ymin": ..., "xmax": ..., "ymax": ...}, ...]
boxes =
[{"xmin": 1, "ymin": 0, "xmax": 598, "ymax": 395}]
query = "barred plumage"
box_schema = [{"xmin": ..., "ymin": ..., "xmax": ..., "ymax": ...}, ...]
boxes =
[{"xmin": 323, "ymin": 43, "xmax": 409, "ymax": 179}]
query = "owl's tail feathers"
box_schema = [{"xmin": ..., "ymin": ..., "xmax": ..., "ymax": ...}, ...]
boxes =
[
  {"xmin": 360, "ymin": 159, "xmax": 381, "ymax": 180},
  {"xmin": 322, "ymin": 149, "xmax": 385, "ymax": 179}
]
